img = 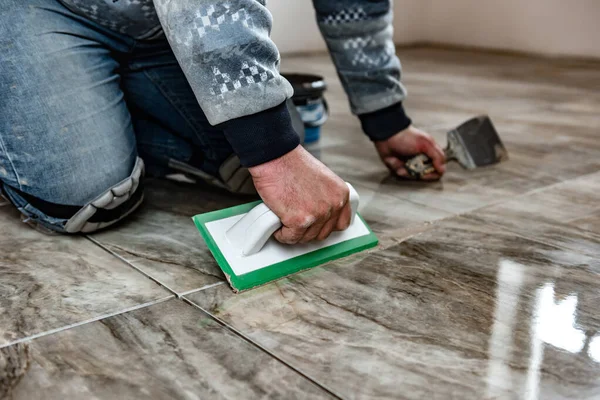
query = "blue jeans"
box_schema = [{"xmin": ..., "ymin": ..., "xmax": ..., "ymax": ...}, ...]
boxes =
[{"xmin": 0, "ymin": 0, "xmax": 240, "ymax": 233}]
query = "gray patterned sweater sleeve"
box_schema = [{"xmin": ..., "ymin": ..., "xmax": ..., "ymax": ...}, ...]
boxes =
[
  {"xmin": 152, "ymin": 0, "xmax": 300, "ymax": 166},
  {"xmin": 313, "ymin": 0, "xmax": 412, "ymax": 141},
  {"xmin": 152, "ymin": 0, "xmax": 294, "ymax": 126}
]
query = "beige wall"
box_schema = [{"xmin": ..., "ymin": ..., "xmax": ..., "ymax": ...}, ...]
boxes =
[
  {"xmin": 268, "ymin": 2, "xmax": 324, "ymax": 53},
  {"xmin": 268, "ymin": 0, "xmax": 600, "ymax": 59},
  {"xmin": 268, "ymin": 0, "xmax": 423, "ymax": 53},
  {"xmin": 422, "ymin": 0, "xmax": 600, "ymax": 58}
]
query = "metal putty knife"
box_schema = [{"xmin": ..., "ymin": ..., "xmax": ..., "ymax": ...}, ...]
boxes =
[{"xmin": 405, "ymin": 115, "xmax": 509, "ymax": 179}]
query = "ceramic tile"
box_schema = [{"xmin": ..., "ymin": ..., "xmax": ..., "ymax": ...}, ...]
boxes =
[
  {"xmin": 350, "ymin": 184, "xmax": 452, "ymax": 244},
  {"xmin": 2, "ymin": 46, "xmax": 600, "ymax": 399},
  {"xmin": 186, "ymin": 216, "xmax": 600, "ymax": 399},
  {"xmin": 0, "ymin": 207, "xmax": 172, "ymax": 348},
  {"xmin": 468, "ymin": 172, "xmax": 600, "ymax": 257},
  {"xmin": 400, "ymin": 47, "xmax": 600, "ymax": 94},
  {"xmin": 89, "ymin": 179, "xmax": 252, "ymax": 294},
  {"xmin": 0, "ymin": 299, "xmax": 335, "ymax": 400},
  {"xmin": 570, "ymin": 212, "xmax": 600, "ymax": 235}
]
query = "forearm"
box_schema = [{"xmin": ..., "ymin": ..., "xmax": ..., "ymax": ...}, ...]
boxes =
[{"xmin": 313, "ymin": 0, "xmax": 411, "ymax": 140}]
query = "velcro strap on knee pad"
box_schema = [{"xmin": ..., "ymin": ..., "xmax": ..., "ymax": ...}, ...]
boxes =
[
  {"xmin": 218, "ymin": 155, "xmax": 257, "ymax": 195},
  {"xmin": 168, "ymin": 155, "xmax": 256, "ymax": 195},
  {"xmin": 64, "ymin": 157, "xmax": 145, "ymax": 233}
]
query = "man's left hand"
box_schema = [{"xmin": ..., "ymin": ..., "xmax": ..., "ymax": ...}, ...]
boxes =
[{"xmin": 374, "ymin": 125, "xmax": 446, "ymax": 180}]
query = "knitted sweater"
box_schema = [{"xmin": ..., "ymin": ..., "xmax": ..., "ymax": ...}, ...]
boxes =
[{"xmin": 58, "ymin": 0, "xmax": 411, "ymax": 166}]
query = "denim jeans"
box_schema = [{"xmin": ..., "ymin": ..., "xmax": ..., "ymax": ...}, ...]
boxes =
[{"xmin": 0, "ymin": 0, "xmax": 240, "ymax": 232}]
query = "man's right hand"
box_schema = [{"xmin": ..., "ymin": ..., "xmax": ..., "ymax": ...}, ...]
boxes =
[{"xmin": 248, "ymin": 146, "xmax": 352, "ymax": 245}]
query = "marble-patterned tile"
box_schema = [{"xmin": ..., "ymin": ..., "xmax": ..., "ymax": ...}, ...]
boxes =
[
  {"xmin": 400, "ymin": 47, "xmax": 600, "ymax": 94},
  {"xmin": 468, "ymin": 172, "xmax": 600, "ymax": 257},
  {"xmin": 315, "ymin": 173, "xmax": 451, "ymax": 230},
  {"xmin": 89, "ymin": 179, "xmax": 253, "ymax": 294},
  {"xmin": 1, "ymin": 299, "xmax": 335, "ymax": 400},
  {"xmin": 187, "ymin": 216, "xmax": 600, "ymax": 399},
  {"xmin": 0, "ymin": 207, "xmax": 172, "ymax": 348},
  {"xmin": 570, "ymin": 212, "xmax": 600, "ymax": 235}
]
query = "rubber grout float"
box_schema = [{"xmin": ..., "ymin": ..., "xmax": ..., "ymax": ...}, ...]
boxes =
[{"xmin": 193, "ymin": 183, "xmax": 378, "ymax": 292}]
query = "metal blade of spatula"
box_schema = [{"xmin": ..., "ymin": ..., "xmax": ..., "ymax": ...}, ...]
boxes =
[{"xmin": 405, "ymin": 115, "xmax": 508, "ymax": 179}]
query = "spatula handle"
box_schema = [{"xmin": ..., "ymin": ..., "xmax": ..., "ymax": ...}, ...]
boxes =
[
  {"xmin": 226, "ymin": 182, "xmax": 359, "ymax": 257},
  {"xmin": 404, "ymin": 154, "xmax": 437, "ymax": 179}
]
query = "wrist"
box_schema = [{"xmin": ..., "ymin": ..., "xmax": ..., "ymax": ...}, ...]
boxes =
[
  {"xmin": 248, "ymin": 145, "xmax": 300, "ymax": 179},
  {"xmin": 219, "ymin": 101, "xmax": 300, "ymax": 168},
  {"xmin": 358, "ymin": 102, "xmax": 412, "ymax": 142},
  {"xmin": 374, "ymin": 125, "xmax": 413, "ymax": 144}
]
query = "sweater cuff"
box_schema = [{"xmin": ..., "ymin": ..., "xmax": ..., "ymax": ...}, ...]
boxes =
[
  {"xmin": 358, "ymin": 102, "xmax": 412, "ymax": 142},
  {"xmin": 219, "ymin": 101, "xmax": 301, "ymax": 168}
]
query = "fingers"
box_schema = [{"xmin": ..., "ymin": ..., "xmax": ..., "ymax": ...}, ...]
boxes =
[
  {"xmin": 335, "ymin": 202, "xmax": 352, "ymax": 231},
  {"xmin": 274, "ymin": 191, "xmax": 353, "ymax": 245},
  {"xmin": 383, "ymin": 156, "xmax": 410, "ymax": 178},
  {"xmin": 423, "ymin": 140, "xmax": 446, "ymax": 175},
  {"xmin": 317, "ymin": 200, "xmax": 353, "ymax": 241},
  {"xmin": 274, "ymin": 225, "xmax": 308, "ymax": 245},
  {"xmin": 316, "ymin": 217, "xmax": 337, "ymax": 242},
  {"xmin": 315, "ymin": 201, "xmax": 353, "ymax": 241},
  {"xmin": 299, "ymin": 211, "xmax": 330, "ymax": 243},
  {"xmin": 276, "ymin": 211, "xmax": 339, "ymax": 245}
]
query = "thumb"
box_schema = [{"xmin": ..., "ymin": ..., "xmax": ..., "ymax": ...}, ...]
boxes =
[{"xmin": 384, "ymin": 157, "xmax": 410, "ymax": 178}]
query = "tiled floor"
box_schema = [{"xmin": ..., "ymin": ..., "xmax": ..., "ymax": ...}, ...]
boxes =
[{"xmin": 1, "ymin": 47, "xmax": 599, "ymax": 399}]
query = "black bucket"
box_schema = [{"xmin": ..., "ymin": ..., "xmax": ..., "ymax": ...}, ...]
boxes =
[{"xmin": 283, "ymin": 73, "xmax": 328, "ymax": 143}]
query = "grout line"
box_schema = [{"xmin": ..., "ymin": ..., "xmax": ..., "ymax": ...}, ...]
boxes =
[
  {"xmin": 181, "ymin": 297, "xmax": 345, "ymax": 400},
  {"xmin": 86, "ymin": 236, "xmax": 228, "ymax": 299},
  {"xmin": 564, "ymin": 206, "xmax": 600, "ymax": 224},
  {"xmin": 85, "ymin": 235, "xmax": 181, "ymax": 295},
  {"xmin": 0, "ymin": 295, "xmax": 174, "ymax": 349},
  {"xmin": 351, "ymin": 180, "xmax": 457, "ymax": 217},
  {"xmin": 178, "ymin": 281, "xmax": 225, "ymax": 298}
]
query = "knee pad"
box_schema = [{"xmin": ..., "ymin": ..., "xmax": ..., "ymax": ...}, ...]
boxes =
[
  {"xmin": 5, "ymin": 157, "xmax": 145, "ymax": 233},
  {"xmin": 64, "ymin": 157, "xmax": 145, "ymax": 233}
]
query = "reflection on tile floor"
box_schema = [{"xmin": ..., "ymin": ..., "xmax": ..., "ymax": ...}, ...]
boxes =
[
  {"xmin": 186, "ymin": 216, "xmax": 600, "ymax": 399},
  {"xmin": 1, "ymin": 47, "xmax": 599, "ymax": 399}
]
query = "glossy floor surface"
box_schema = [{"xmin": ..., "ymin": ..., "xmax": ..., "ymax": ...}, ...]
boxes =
[{"xmin": 1, "ymin": 47, "xmax": 599, "ymax": 399}]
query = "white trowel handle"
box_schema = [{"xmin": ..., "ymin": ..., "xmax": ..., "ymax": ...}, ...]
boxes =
[{"xmin": 226, "ymin": 182, "xmax": 359, "ymax": 257}]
